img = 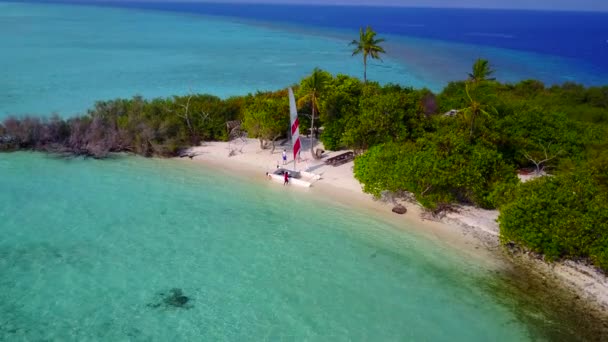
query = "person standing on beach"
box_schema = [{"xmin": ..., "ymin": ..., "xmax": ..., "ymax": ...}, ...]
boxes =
[
  {"xmin": 282, "ymin": 149, "xmax": 287, "ymax": 165},
  {"xmin": 284, "ymin": 171, "xmax": 289, "ymax": 185}
]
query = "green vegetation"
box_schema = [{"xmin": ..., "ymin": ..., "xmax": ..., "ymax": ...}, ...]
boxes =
[
  {"xmin": 0, "ymin": 95, "xmax": 242, "ymax": 157},
  {"xmin": 354, "ymin": 136, "xmax": 517, "ymax": 210},
  {"xmin": 241, "ymin": 89, "xmax": 289, "ymax": 152},
  {"xmin": 468, "ymin": 58, "xmax": 495, "ymax": 83},
  {"xmin": 2, "ymin": 57, "xmax": 607, "ymax": 271},
  {"xmin": 499, "ymin": 169, "xmax": 608, "ymax": 269},
  {"xmin": 296, "ymin": 68, "xmax": 332, "ymax": 158},
  {"xmin": 350, "ymin": 26, "xmax": 386, "ymax": 83},
  {"xmin": 346, "ymin": 60, "xmax": 607, "ymax": 270}
]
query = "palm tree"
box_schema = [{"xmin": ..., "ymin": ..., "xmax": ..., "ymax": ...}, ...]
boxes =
[
  {"xmin": 297, "ymin": 68, "xmax": 331, "ymax": 159},
  {"xmin": 468, "ymin": 58, "xmax": 495, "ymax": 83},
  {"xmin": 461, "ymin": 82, "xmax": 496, "ymax": 139},
  {"xmin": 350, "ymin": 26, "xmax": 386, "ymax": 83},
  {"xmin": 459, "ymin": 59, "xmax": 497, "ymax": 139}
]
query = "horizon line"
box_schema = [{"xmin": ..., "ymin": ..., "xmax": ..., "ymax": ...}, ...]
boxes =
[{"xmin": 8, "ymin": 0, "xmax": 608, "ymax": 14}]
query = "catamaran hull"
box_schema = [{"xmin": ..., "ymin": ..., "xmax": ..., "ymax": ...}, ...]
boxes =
[{"xmin": 268, "ymin": 174, "xmax": 313, "ymax": 187}]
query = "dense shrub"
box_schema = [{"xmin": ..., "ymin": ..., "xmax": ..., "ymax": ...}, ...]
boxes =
[
  {"xmin": 354, "ymin": 131, "xmax": 518, "ymax": 210},
  {"xmin": 499, "ymin": 171, "xmax": 608, "ymax": 270},
  {"xmin": 241, "ymin": 90, "xmax": 290, "ymax": 151},
  {"xmin": 0, "ymin": 94, "xmax": 242, "ymax": 158}
]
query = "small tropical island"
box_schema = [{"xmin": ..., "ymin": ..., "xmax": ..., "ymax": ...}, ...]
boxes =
[{"xmin": 2, "ymin": 26, "xmax": 607, "ymax": 324}]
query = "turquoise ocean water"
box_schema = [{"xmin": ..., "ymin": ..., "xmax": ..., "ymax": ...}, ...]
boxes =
[
  {"xmin": 1, "ymin": 1, "xmax": 417, "ymax": 117},
  {"xmin": 1, "ymin": 1, "xmax": 605, "ymax": 340},
  {"xmin": 2, "ymin": 1, "xmax": 606, "ymax": 118},
  {"xmin": 0, "ymin": 152, "xmax": 567, "ymax": 340}
]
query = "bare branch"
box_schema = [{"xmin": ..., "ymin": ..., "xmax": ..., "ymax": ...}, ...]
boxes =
[
  {"xmin": 199, "ymin": 111, "xmax": 210, "ymax": 122},
  {"xmin": 421, "ymin": 185, "xmax": 433, "ymax": 196},
  {"xmin": 176, "ymin": 94, "xmax": 194, "ymax": 137},
  {"xmin": 523, "ymin": 140, "xmax": 563, "ymax": 175}
]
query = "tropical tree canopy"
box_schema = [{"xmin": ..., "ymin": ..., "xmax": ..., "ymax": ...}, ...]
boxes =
[
  {"xmin": 297, "ymin": 68, "xmax": 331, "ymax": 117},
  {"xmin": 297, "ymin": 68, "xmax": 332, "ymax": 157},
  {"xmin": 350, "ymin": 26, "xmax": 386, "ymax": 82},
  {"xmin": 468, "ymin": 58, "xmax": 495, "ymax": 83},
  {"xmin": 460, "ymin": 82, "xmax": 497, "ymax": 139},
  {"xmin": 242, "ymin": 90, "xmax": 290, "ymax": 151}
]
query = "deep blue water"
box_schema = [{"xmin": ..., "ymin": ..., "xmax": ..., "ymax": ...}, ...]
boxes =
[{"xmin": 17, "ymin": 0, "xmax": 608, "ymax": 75}]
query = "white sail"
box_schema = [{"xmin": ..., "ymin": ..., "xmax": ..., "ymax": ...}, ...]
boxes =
[{"xmin": 288, "ymin": 88, "xmax": 301, "ymax": 168}]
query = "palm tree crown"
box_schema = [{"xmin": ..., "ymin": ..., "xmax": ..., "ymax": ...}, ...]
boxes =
[
  {"xmin": 297, "ymin": 68, "xmax": 331, "ymax": 159},
  {"xmin": 468, "ymin": 58, "xmax": 495, "ymax": 83},
  {"xmin": 350, "ymin": 26, "xmax": 386, "ymax": 83}
]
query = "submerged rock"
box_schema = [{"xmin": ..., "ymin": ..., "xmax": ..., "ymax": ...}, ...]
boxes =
[
  {"xmin": 147, "ymin": 288, "xmax": 193, "ymax": 310},
  {"xmin": 164, "ymin": 288, "xmax": 189, "ymax": 307},
  {"xmin": 392, "ymin": 204, "xmax": 407, "ymax": 215}
]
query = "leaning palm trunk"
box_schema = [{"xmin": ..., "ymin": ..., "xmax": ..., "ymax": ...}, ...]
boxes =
[
  {"xmin": 363, "ymin": 55, "xmax": 367, "ymax": 83},
  {"xmin": 470, "ymin": 110, "xmax": 477, "ymax": 139},
  {"xmin": 298, "ymin": 68, "xmax": 331, "ymax": 160}
]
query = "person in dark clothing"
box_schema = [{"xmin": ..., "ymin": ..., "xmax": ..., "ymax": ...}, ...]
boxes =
[{"xmin": 283, "ymin": 171, "xmax": 289, "ymax": 185}]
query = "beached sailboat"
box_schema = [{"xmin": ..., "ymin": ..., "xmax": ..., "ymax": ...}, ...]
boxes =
[{"xmin": 267, "ymin": 88, "xmax": 320, "ymax": 187}]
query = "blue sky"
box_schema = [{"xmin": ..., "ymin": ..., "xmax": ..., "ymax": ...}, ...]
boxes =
[{"xmin": 109, "ymin": 0, "xmax": 608, "ymax": 12}]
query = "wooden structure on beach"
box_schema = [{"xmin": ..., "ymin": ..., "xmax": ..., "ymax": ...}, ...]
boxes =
[{"xmin": 325, "ymin": 152, "xmax": 354, "ymax": 167}]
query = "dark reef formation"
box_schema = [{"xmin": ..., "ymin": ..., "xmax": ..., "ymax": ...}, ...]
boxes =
[{"xmin": 147, "ymin": 288, "xmax": 193, "ymax": 310}]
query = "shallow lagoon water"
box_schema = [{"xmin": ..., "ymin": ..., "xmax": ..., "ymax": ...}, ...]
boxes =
[
  {"xmin": 0, "ymin": 1, "xmax": 418, "ymax": 117},
  {"xmin": 0, "ymin": 152, "xmax": 560, "ymax": 340}
]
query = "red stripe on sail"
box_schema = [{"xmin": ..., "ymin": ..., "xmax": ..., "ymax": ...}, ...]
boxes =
[
  {"xmin": 293, "ymin": 138, "xmax": 301, "ymax": 159},
  {"xmin": 291, "ymin": 118, "xmax": 299, "ymax": 135}
]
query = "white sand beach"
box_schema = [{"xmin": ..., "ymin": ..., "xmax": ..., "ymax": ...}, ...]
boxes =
[
  {"xmin": 180, "ymin": 137, "xmax": 608, "ymax": 314},
  {"xmin": 182, "ymin": 137, "xmax": 475, "ymax": 252}
]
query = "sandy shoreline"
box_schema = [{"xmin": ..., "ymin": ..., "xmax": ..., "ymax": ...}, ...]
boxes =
[{"xmin": 178, "ymin": 137, "xmax": 608, "ymax": 316}]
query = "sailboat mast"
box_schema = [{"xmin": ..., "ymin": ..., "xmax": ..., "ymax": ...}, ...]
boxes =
[{"xmin": 288, "ymin": 88, "xmax": 301, "ymax": 172}]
